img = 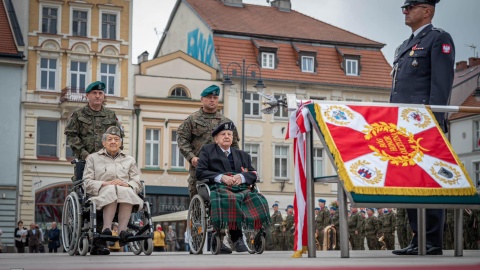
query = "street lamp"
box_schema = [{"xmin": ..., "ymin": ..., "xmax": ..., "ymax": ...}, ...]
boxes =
[{"xmin": 222, "ymin": 59, "xmax": 266, "ymax": 150}]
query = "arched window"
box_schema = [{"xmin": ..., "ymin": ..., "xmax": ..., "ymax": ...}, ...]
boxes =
[
  {"xmin": 169, "ymin": 87, "xmax": 188, "ymax": 98},
  {"xmin": 35, "ymin": 184, "xmax": 71, "ymax": 225}
]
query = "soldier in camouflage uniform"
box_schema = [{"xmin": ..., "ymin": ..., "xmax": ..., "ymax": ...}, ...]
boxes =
[
  {"xmin": 283, "ymin": 205, "xmax": 295, "ymax": 251},
  {"xmin": 376, "ymin": 208, "xmax": 384, "ymax": 250},
  {"xmin": 463, "ymin": 209, "xmax": 478, "ymax": 250},
  {"xmin": 329, "ymin": 206, "xmax": 340, "ymax": 250},
  {"xmin": 270, "ymin": 203, "xmax": 284, "ymax": 251},
  {"xmin": 177, "ymin": 85, "xmax": 239, "ymax": 199},
  {"xmin": 364, "ymin": 208, "xmax": 380, "ymax": 250},
  {"xmin": 65, "ymin": 81, "xmax": 123, "ymax": 180},
  {"xmin": 348, "ymin": 208, "xmax": 363, "ymax": 250},
  {"xmin": 443, "ymin": 209, "xmax": 454, "ymax": 250},
  {"xmin": 379, "ymin": 208, "xmax": 396, "ymax": 250},
  {"xmin": 315, "ymin": 199, "xmax": 330, "ymax": 250},
  {"xmin": 359, "ymin": 210, "xmax": 366, "ymax": 250},
  {"xmin": 396, "ymin": 208, "xmax": 409, "ymax": 249}
]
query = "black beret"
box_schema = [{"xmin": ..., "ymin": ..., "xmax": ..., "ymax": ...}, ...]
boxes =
[
  {"xmin": 402, "ymin": 0, "xmax": 440, "ymax": 8},
  {"xmin": 211, "ymin": 121, "xmax": 236, "ymax": 137}
]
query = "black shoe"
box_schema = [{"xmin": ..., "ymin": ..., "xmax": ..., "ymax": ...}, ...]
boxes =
[
  {"xmin": 101, "ymin": 228, "xmax": 112, "ymax": 236},
  {"xmin": 392, "ymin": 243, "xmax": 417, "ymax": 255},
  {"xmin": 220, "ymin": 244, "xmax": 232, "ymax": 254},
  {"xmin": 407, "ymin": 245, "xmax": 443, "ymax": 255},
  {"xmin": 91, "ymin": 242, "xmax": 110, "ymax": 256},
  {"xmin": 119, "ymin": 230, "xmax": 133, "ymax": 246},
  {"xmin": 233, "ymin": 240, "xmax": 248, "ymax": 253}
]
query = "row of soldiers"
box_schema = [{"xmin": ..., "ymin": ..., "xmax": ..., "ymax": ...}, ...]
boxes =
[{"xmin": 269, "ymin": 204, "xmax": 295, "ymax": 251}]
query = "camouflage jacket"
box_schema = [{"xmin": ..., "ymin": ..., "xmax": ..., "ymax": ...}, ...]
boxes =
[
  {"xmin": 315, "ymin": 208, "xmax": 330, "ymax": 230},
  {"xmin": 381, "ymin": 212, "xmax": 396, "ymax": 233},
  {"xmin": 348, "ymin": 212, "xmax": 363, "ymax": 233},
  {"xmin": 395, "ymin": 208, "xmax": 407, "ymax": 227},
  {"xmin": 65, "ymin": 105, "xmax": 122, "ymax": 160},
  {"xmin": 331, "ymin": 212, "xmax": 340, "ymax": 228},
  {"xmin": 177, "ymin": 108, "xmax": 239, "ymax": 165},
  {"xmin": 284, "ymin": 214, "xmax": 294, "ymax": 233},
  {"xmin": 271, "ymin": 210, "xmax": 283, "ymax": 231},
  {"xmin": 364, "ymin": 216, "xmax": 379, "ymax": 235}
]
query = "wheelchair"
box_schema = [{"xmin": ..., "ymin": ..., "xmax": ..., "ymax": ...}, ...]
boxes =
[
  {"xmin": 62, "ymin": 166, "xmax": 154, "ymax": 256},
  {"xmin": 187, "ymin": 180, "xmax": 266, "ymax": 255}
]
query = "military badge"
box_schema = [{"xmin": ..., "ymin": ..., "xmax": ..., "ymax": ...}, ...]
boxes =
[
  {"xmin": 324, "ymin": 105, "xmax": 354, "ymax": 126},
  {"xmin": 430, "ymin": 161, "xmax": 461, "ymax": 186},
  {"xmin": 401, "ymin": 108, "xmax": 431, "ymax": 129},
  {"xmin": 442, "ymin": 44, "xmax": 451, "ymax": 54}
]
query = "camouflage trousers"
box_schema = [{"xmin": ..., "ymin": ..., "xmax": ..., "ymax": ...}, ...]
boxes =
[
  {"xmin": 349, "ymin": 233, "xmax": 363, "ymax": 250},
  {"xmin": 272, "ymin": 231, "xmax": 284, "ymax": 251},
  {"xmin": 383, "ymin": 232, "xmax": 395, "ymax": 250},
  {"xmin": 284, "ymin": 232, "xmax": 294, "ymax": 251},
  {"xmin": 443, "ymin": 225, "xmax": 454, "ymax": 249},
  {"xmin": 366, "ymin": 234, "xmax": 378, "ymax": 250},
  {"xmin": 187, "ymin": 174, "xmax": 198, "ymax": 199},
  {"xmin": 396, "ymin": 225, "xmax": 409, "ymax": 249},
  {"xmin": 316, "ymin": 227, "xmax": 325, "ymax": 250}
]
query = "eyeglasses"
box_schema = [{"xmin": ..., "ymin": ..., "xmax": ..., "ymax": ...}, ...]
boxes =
[{"xmin": 402, "ymin": 5, "xmax": 428, "ymax": 12}]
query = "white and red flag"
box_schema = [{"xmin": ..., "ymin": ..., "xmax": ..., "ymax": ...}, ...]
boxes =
[{"xmin": 285, "ymin": 100, "xmax": 312, "ymax": 257}]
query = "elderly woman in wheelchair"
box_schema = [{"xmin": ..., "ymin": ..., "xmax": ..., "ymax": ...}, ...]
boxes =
[
  {"xmin": 194, "ymin": 122, "xmax": 271, "ymax": 254},
  {"xmin": 75, "ymin": 126, "xmax": 148, "ymax": 255}
]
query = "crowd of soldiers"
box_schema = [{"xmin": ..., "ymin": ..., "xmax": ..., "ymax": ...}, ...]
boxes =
[{"xmin": 267, "ymin": 199, "xmax": 480, "ymax": 251}]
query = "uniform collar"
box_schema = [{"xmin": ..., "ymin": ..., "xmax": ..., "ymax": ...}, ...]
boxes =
[
  {"xmin": 84, "ymin": 105, "xmax": 105, "ymax": 115},
  {"xmin": 99, "ymin": 148, "xmax": 124, "ymax": 159},
  {"xmin": 413, "ymin": 23, "xmax": 431, "ymax": 37},
  {"xmin": 199, "ymin": 107, "xmax": 220, "ymax": 118}
]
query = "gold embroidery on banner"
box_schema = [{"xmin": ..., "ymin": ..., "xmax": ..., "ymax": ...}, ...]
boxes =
[
  {"xmin": 349, "ymin": 160, "xmax": 383, "ymax": 185},
  {"xmin": 430, "ymin": 161, "xmax": 461, "ymax": 186},
  {"xmin": 323, "ymin": 105, "xmax": 355, "ymax": 126},
  {"xmin": 400, "ymin": 108, "xmax": 431, "ymax": 129},
  {"xmin": 363, "ymin": 122, "xmax": 429, "ymax": 166}
]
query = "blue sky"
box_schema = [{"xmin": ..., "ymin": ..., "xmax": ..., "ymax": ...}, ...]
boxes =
[{"xmin": 132, "ymin": 0, "xmax": 480, "ymax": 66}]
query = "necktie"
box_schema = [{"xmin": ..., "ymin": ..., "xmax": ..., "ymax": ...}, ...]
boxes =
[
  {"xmin": 224, "ymin": 151, "xmax": 229, "ymax": 157},
  {"xmin": 407, "ymin": 33, "xmax": 414, "ymax": 44}
]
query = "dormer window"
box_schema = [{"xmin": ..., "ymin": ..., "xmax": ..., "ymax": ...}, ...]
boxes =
[
  {"xmin": 346, "ymin": 59, "xmax": 358, "ymax": 76},
  {"xmin": 293, "ymin": 43, "xmax": 318, "ymax": 73},
  {"xmin": 301, "ymin": 56, "xmax": 315, "ymax": 73},
  {"xmin": 336, "ymin": 46, "xmax": 362, "ymax": 76},
  {"xmin": 253, "ymin": 40, "xmax": 278, "ymax": 69}
]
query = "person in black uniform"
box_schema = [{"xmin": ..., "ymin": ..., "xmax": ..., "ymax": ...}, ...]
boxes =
[{"xmin": 391, "ymin": 0, "xmax": 455, "ymax": 256}]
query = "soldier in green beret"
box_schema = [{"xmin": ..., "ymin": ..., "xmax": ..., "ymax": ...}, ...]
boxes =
[
  {"xmin": 65, "ymin": 81, "xmax": 124, "ymax": 180},
  {"xmin": 177, "ymin": 84, "xmax": 239, "ymax": 199}
]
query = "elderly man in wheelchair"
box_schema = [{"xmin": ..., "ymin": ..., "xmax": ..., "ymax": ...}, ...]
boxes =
[
  {"xmin": 62, "ymin": 126, "xmax": 153, "ymax": 256},
  {"xmin": 190, "ymin": 121, "xmax": 271, "ymax": 255}
]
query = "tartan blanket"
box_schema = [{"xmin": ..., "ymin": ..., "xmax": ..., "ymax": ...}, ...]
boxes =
[{"xmin": 210, "ymin": 183, "xmax": 271, "ymax": 230}]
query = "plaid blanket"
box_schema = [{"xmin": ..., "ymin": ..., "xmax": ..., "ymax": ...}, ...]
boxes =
[{"xmin": 210, "ymin": 183, "xmax": 271, "ymax": 231}]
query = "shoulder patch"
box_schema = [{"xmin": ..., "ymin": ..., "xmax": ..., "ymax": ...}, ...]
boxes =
[{"xmin": 432, "ymin": 27, "xmax": 444, "ymax": 33}]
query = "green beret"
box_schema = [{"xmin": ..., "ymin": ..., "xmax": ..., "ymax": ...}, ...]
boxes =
[
  {"xmin": 318, "ymin": 199, "xmax": 326, "ymax": 203},
  {"xmin": 212, "ymin": 121, "xmax": 236, "ymax": 137},
  {"xmin": 85, "ymin": 81, "xmax": 106, "ymax": 93},
  {"xmin": 104, "ymin": 126, "xmax": 122, "ymax": 137},
  {"xmin": 200, "ymin": 85, "xmax": 220, "ymax": 97}
]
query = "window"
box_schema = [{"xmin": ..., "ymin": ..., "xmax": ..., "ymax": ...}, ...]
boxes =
[
  {"xmin": 42, "ymin": 7, "xmax": 57, "ymax": 34},
  {"xmin": 35, "ymin": 184, "xmax": 71, "ymax": 225},
  {"xmin": 101, "ymin": 13, "xmax": 117, "ymax": 39},
  {"xmin": 40, "ymin": 58, "xmax": 57, "ymax": 90},
  {"xmin": 474, "ymin": 162, "xmax": 480, "ymax": 188},
  {"xmin": 171, "ymin": 130, "xmax": 185, "ymax": 169},
  {"xmin": 346, "ymin": 59, "xmax": 358, "ymax": 76},
  {"xmin": 170, "ymin": 87, "xmax": 188, "ymax": 98},
  {"xmin": 302, "ymin": 56, "xmax": 314, "ymax": 73},
  {"xmin": 37, "ymin": 120, "xmax": 58, "ymax": 157},
  {"xmin": 274, "ymin": 94, "xmax": 288, "ymax": 118},
  {"xmin": 100, "ymin": 63, "xmax": 116, "ymax": 95},
  {"xmin": 245, "ymin": 144, "xmax": 260, "ymax": 177},
  {"xmin": 474, "ymin": 120, "xmax": 480, "ymax": 151},
  {"xmin": 145, "ymin": 129, "xmax": 160, "ymax": 167},
  {"xmin": 72, "ymin": 10, "xmax": 87, "ymax": 36},
  {"xmin": 274, "ymin": 145, "xmax": 289, "ymax": 179},
  {"xmin": 313, "ymin": 148, "xmax": 324, "ymax": 178},
  {"xmin": 70, "ymin": 61, "xmax": 87, "ymax": 93},
  {"xmin": 261, "ymin": 52, "xmax": 275, "ymax": 69},
  {"xmin": 244, "ymin": 92, "xmax": 260, "ymax": 117}
]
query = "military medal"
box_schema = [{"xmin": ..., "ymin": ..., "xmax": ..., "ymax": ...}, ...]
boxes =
[
  {"xmin": 409, "ymin": 50, "xmax": 414, "ymax": 56},
  {"xmin": 412, "ymin": 58, "xmax": 418, "ymax": 67}
]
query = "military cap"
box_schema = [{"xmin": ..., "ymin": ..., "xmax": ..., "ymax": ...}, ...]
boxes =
[
  {"xmin": 212, "ymin": 121, "xmax": 236, "ymax": 137},
  {"xmin": 366, "ymin": 208, "xmax": 375, "ymax": 212},
  {"xmin": 401, "ymin": 0, "xmax": 439, "ymax": 8},
  {"xmin": 315, "ymin": 207, "xmax": 320, "ymax": 211},
  {"xmin": 104, "ymin": 126, "xmax": 122, "ymax": 137},
  {"xmin": 383, "ymin": 209, "xmax": 389, "ymax": 213},
  {"xmin": 200, "ymin": 84, "xmax": 220, "ymax": 97},
  {"xmin": 330, "ymin": 206, "xmax": 337, "ymax": 211},
  {"xmin": 360, "ymin": 210, "xmax": 366, "ymax": 213},
  {"xmin": 318, "ymin": 199, "xmax": 326, "ymax": 203},
  {"xmin": 272, "ymin": 203, "xmax": 278, "ymax": 207},
  {"xmin": 286, "ymin": 205, "xmax": 293, "ymax": 211},
  {"xmin": 85, "ymin": 81, "xmax": 106, "ymax": 93}
]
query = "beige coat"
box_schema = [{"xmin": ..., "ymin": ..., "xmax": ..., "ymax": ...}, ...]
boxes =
[{"xmin": 83, "ymin": 148, "xmax": 144, "ymax": 210}]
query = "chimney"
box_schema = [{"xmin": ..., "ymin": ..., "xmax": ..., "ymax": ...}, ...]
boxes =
[
  {"xmin": 137, "ymin": 51, "xmax": 149, "ymax": 64},
  {"xmin": 469, "ymin": 57, "xmax": 480, "ymax": 68},
  {"xmin": 456, "ymin": 61, "xmax": 467, "ymax": 71},
  {"xmin": 270, "ymin": 0, "xmax": 291, "ymax": 12},
  {"xmin": 222, "ymin": 0, "xmax": 243, "ymax": 7}
]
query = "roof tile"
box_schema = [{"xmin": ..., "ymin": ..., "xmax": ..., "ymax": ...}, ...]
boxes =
[{"xmin": 0, "ymin": 0, "xmax": 18, "ymax": 55}]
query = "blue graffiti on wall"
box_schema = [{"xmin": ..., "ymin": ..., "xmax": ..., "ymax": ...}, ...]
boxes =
[{"xmin": 187, "ymin": 28, "xmax": 214, "ymax": 66}]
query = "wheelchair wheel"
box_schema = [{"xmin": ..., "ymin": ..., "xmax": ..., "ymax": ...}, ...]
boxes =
[
  {"xmin": 129, "ymin": 240, "xmax": 143, "ymax": 255},
  {"xmin": 242, "ymin": 230, "xmax": 256, "ymax": 254},
  {"xmin": 78, "ymin": 236, "xmax": 89, "ymax": 256},
  {"xmin": 210, "ymin": 232, "xmax": 221, "ymax": 255},
  {"xmin": 187, "ymin": 195, "xmax": 206, "ymax": 255},
  {"xmin": 143, "ymin": 238, "xmax": 153, "ymax": 256},
  {"xmin": 62, "ymin": 192, "xmax": 82, "ymax": 256},
  {"xmin": 254, "ymin": 234, "xmax": 265, "ymax": 254}
]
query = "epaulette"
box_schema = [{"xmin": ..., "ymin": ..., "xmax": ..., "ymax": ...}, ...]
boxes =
[{"xmin": 431, "ymin": 27, "xmax": 444, "ymax": 33}]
